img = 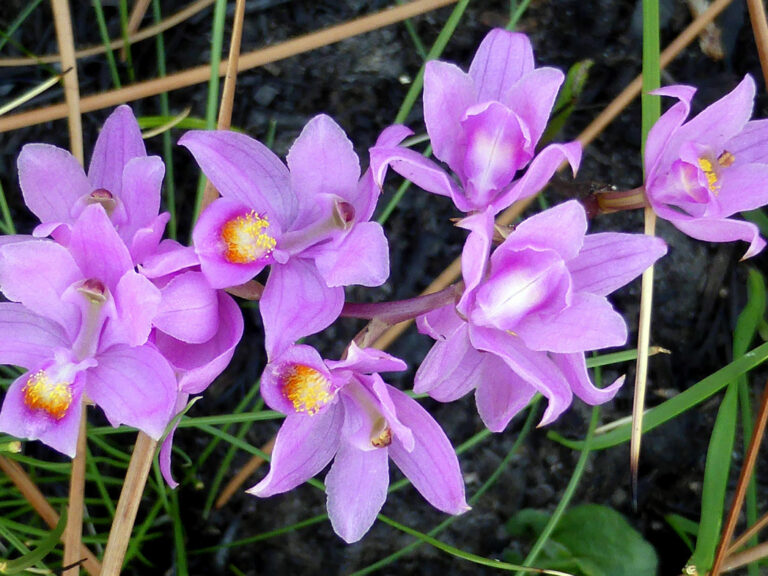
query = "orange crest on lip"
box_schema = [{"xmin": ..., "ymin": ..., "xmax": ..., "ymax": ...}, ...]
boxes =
[
  {"xmin": 22, "ymin": 370, "xmax": 73, "ymax": 420},
  {"xmin": 281, "ymin": 364, "xmax": 333, "ymax": 415},
  {"xmin": 221, "ymin": 211, "xmax": 276, "ymax": 263}
]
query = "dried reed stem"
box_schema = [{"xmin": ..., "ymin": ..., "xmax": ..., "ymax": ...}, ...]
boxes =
[
  {"xmin": 127, "ymin": 0, "xmax": 152, "ymax": 38},
  {"xmin": 201, "ymin": 0, "xmax": 247, "ymax": 212},
  {"xmin": 728, "ymin": 509, "xmax": 768, "ymax": 555},
  {"xmin": 711, "ymin": 380, "xmax": 768, "ymax": 575},
  {"xmin": 0, "ymin": 0, "xmax": 216, "ymax": 66},
  {"xmin": 0, "ymin": 0, "xmax": 458, "ymax": 133},
  {"xmin": 215, "ymin": 437, "xmax": 275, "ymax": 509},
  {"xmin": 101, "ymin": 432, "xmax": 158, "ymax": 576},
  {"xmin": 51, "ymin": 0, "xmax": 83, "ymax": 163},
  {"xmin": 723, "ymin": 541, "xmax": 768, "ymax": 573},
  {"xmin": 62, "ymin": 412, "xmax": 88, "ymax": 575},
  {"xmin": 747, "ymin": 0, "xmax": 768, "ymax": 90},
  {"xmin": 0, "ymin": 455, "xmax": 102, "ymax": 576}
]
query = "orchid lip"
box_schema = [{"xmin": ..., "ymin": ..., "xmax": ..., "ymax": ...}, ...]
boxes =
[
  {"xmin": 280, "ymin": 363, "xmax": 334, "ymax": 415},
  {"xmin": 77, "ymin": 278, "xmax": 108, "ymax": 304},
  {"xmin": 220, "ymin": 210, "xmax": 276, "ymax": 264},
  {"xmin": 22, "ymin": 369, "xmax": 73, "ymax": 420}
]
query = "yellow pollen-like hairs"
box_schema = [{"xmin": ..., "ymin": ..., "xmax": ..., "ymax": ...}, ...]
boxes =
[
  {"xmin": 697, "ymin": 157, "xmax": 720, "ymax": 193},
  {"xmin": 22, "ymin": 370, "xmax": 73, "ymax": 420},
  {"xmin": 221, "ymin": 211, "xmax": 276, "ymax": 264},
  {"xmin": 282, "ymin": 364, "xmax": 333, "ymax": 415},
  {"xmin": 718, "ymin": 150, "xmax": 736, "ymax": 167}
]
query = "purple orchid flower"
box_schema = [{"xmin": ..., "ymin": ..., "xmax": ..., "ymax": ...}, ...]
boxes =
[
  {"xmin": 247, "ymin": 342, "xmax": 468, "ymax": 543},
  {"xmin": 17, "ymin": 105, "xmax": 169, "ymax": 263},
  {"xmin": 415, "ymin": 201, "xmax": 667, "ymax": 431},
  {"xmin": 370, "ymin": 28, "xmax": 581, "ymax": 216},
  {"xmin": 180, "ymin": 114, "xmax": 390, "ymax": 358},
  {"xmin": 0, "ymin": 205, "xmax": 177, "ymax": 456},
  {"xmin": 645, "ymin": 75, "xmax": 768, "ymax": 258}
]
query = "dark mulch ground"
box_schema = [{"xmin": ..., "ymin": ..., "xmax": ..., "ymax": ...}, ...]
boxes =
[{"xmin": 2, "ymin": 1, "xmax": 768, "ymax": 574}]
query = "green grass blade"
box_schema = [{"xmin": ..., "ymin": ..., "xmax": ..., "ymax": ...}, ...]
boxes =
[
  {"xmin": 0, "ymin": 0, "xmax": 43, "ymax": 53},
  {"xmin": 549, "ymin": 340, "xmax": 768, "ymax": 450},
  {"xmin": 1, "ymin": 508, "xmax": 65, "ymax": 574},
  {"xmin": 118, "ymin": 0, "xmax": 135, "ymax": 82},
  {"xmin": 91, "ymin": 0, "xmax": 122, "ymax": 89}
]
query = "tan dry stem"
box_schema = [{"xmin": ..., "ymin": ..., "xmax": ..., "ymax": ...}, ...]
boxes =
[
  {"xmin": 51, "ymin": 0, "xmax": 83, "ymax": 164},
  {"xmin": 101, "ymin": 432, "xmax": 158, "ymax": 576},
  {"xmin": 63, "ymin": 412, "xmax": 88, "ymax": 575},
  {"xmin": 0, "ymin": 455, "xmax": 102, "ymax": 575},
  {"xmin": 747, "ymin": 0, "xmax": 768, "ymax": 91},
  {"xmin": 0, "ymin": 0, "xmax": 459, "ymax": 133},
  {"xmin": 215, "ymin": 437, "xmax": 276, "ymax": 509}
]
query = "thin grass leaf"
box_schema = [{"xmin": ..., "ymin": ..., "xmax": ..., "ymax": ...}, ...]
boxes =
[
  {"xmin": 118, "ymin": 0, "xmax": 135, "ymax": 82},
  {"xmin": 0, "ymin": 73, "xmax": 61, "ymax": 118},
  {"xmin": 665, "ymin": 514, "xmax": 698, "ymax": 553},
  {"xmin": 91, "ymin": 0, "xmax": 122, "ymax": 89},
  {"xmin": 0, "ymin": 0, "xmax": 44, "ymax": 54},
  {"xmin": 0, "ymin": 508, "xmax": 65, "ymax": 574},
  {"xmin": 549, "ymin": 340, "xmax": 768, "ymax": 450},
  {"xmin": 690, "ymin": 382, "xmax": 738, "ymax": 572},
  {"xmin": 170, "ymin": 490, "xmax": 188, "ymax": 576},
  {"xmin": 507, "ymin": 0, "xmax": 533, "ymax": 29}
]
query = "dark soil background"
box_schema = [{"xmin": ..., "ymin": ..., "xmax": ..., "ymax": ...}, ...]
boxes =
[{"xmin": 2, "ymin": 1, "xmax": 768, "ymax": 574}]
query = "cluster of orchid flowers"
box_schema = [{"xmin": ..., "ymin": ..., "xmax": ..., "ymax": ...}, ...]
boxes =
[{"xmin": 1, "ymin": 28, "xmax": 767, "ymax": 544}]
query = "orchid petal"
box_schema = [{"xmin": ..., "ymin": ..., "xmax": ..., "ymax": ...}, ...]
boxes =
[
  {"xmin": 326, "ymin": 441, "xmax": 388, "ymax": 543},
  {"xmin": 475, "ymin": 357, "xmax": 536, "ymax": 432},
  {"xmin": 111, "ymin": 270, "xmax": 162, "ymax": 347},
  {"xmin": 515, "ymin": 292, "xmax": 628, "ymax": 353},
  {"xmin": 0, "ymin": 303, "xmax": 69, "ymax": 369},
  {"xmin": 119, "ymin": 156, "xmax": 164, "ymax": 243},
  {"xmin": 313, "ymin": 221, "xmax": 389, "ymax": 287},
  {"xmin": 159, "ymin": 393, "xmax": 189, "ymax": 488},
  {"xmin": 552, "ymin": 353, "xmax": 624, "ymax": 405},
  {"xmin": 423, "ymin": 60, "xmax": 475, "ymax": 171},
  {"xmin": 644, "ymin": 85, "xmax": 695, "ymax": 177},
  {"xmin": 179, "ymin": 130, "xmax": 295, "ymax": 225},
  {"xmin": 261, "ymin": 259, "xmax": 344, "ymax": 359},
  {"xmin": 509, "ymin": 200, "xmax": 586, "ymax": 260},
  {"xmin": 503, "ymin": 67, "xmax": 564, "ymax": 146},
  {"xmin": 88, "ymin": 105, "xmax": 146, "ymax": 195},
  {"xmin": 416, "ymin": 304, "xmax": 465, "ymax": 341},
  {"xmin": 153, "ymin": 271, "xmax": 219, "ymax": 344},
  {"xmin": 725, "ymin": 119, "xmax": 768, "ymax": 163},
  {"xmin": 715, "ymin": 163, "xmax": 768, "ymax": 216},
  {"xmin": 140, "ymin": 240, "xmax": 200, "ymax": 279},
  {"xmin": 247, "ymin": 409, "xmax": 343, "ymax": 497},
  {"xmin": 326, "ymin": 341, "xmax": 406, "ymax": 375},
  {"xmin": 18, "ymin": 144, "xmax": 90, "ymax": 226},
  {"xmin": 387, "ymin": 386, "xmax": 469, "ymax": 515},
  {"xmin": 568, "ymin": 232, "xmax": 667, "ymax": 296},
  {"xmin": 671, "ymin": 216, "xmax": 766, "ymax": 259},
  {"xmin": 469, "ymin": 29, "xmax": 533, "ymax": 102},
  {"xmin": 86, "ymin": 344, "xmax": 176, "ymax": 439},
  {"xmin": 455, "ymin": 209, "xmax": 494, "ymax": 316}
]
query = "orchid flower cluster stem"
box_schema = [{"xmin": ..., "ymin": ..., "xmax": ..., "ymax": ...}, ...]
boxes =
[{"xmin": 2, "ymin": 24, "xmax": 768, "ymax": 554}]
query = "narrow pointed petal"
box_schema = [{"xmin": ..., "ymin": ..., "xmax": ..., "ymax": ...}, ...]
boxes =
[
  {"xmin": 516, "ymin": 292, "xmax": 628, "ymax": 353},
  {"xmin": 455, "ymin": 209, "xmax": 494, "ymax": 316},
  {"xmin": 671, "ymin": 216, "xmax": 766, "ymax": 259},
  {"xmin": 469, "ymin": 29, "xmax": 533, "ymax": 102},
  {"xmin": 287, "ymin": 115, "xmax": 360, "ymax": 206},
  {"xmin": 475, "ymin": 358, "xmax": 536, "ymax": 432},
  {"xmin": 667, "ymin": 75, "xmax": 755, "ymax": 157},
  {"xmin": 140, "ymin": 240, "xmax": 200, "ymax": 279},
  {"xmin": 159, "ymin": 393, "xmax": 190, "ymax": 488},
  {"xmin": 715, "ymin": 164, "xmax": 768, "ymax": 216},
  {"xmin": 387, "ymin": 386, "xmax": 469, "ymax": 515},
  {"xmin": 470, "ymin": 326, "xmax": 573, "ymax": 426},
  {"xmin": 0, "ymin": 240, "xmax": 80, "ymax": 329},
  {"xmin": 153, "ymin": 271, "xmax": 219, "ymax": 344},
  {"xmin": 247, "ymin": 409, "xmax": 343, "ymax": 497},
  {"xmin": 725, "ymin": 119, "xmax": 768, "ymax": 163},
  {"xmin": 119, "ymin": 156, "xmax": 164, "ymax": 242},
  {"xmin": 314, "ymin": 222, "xmax": 389, "ymax": 287},
  {"xmin": 414, "ymin": 325, "xmax": 485, "ymax": 402},
  {"xmin": 0, "ymin": 303, "xmax": 70, "ymax": 368},
  {"xmin": 494, "ymin": 141, "xmax": 581, "ymax": 211},
  {"xmin": 18, "ymin": 143, "xmax": 90, "ymax": 225},
  {"xmin": 326, "ymin": 342, "xmax": 406, "ymax": 375},
  {"xmin": 130, "ymin": 212, "xmax": 171, "ymax": 265},
  {"xmin": 568, "ymin": 232, "xmax": 667, "ymax": 296},
  {"xmin": 503, "ymin": 67, "xmax": 564, "ymax": 146},
  {"xmin": 86, "ymin": 344, "xmax": 177, "ymax": 440},
  {"xmin": 68, "ymin": 204, "xmax": 132, "ymax": 290},
  {"xmin": 88, "ymin": 105, "xmax": 146, "ymax": 195},
  {"xmin": 101, "ymin": 270, "xmax": 161, "ymax": 348},
  {"xmin": 0, "ymin": 371, "xmax": 84, "ymax": 458},
  {"xmin": 416, "ymin": 303, "xmax": 465, "ymax": 341},
  {"xmin": 154, "ymin": 291, "xmax": 243, "ymax": 394},
  {"xmin": 369, "ymin": 145, "xmax": 463, "ymax": 205},
  {"xmin": 552, "ymin": 353, "xmax": 625, "ymax": 405},
  {"xmin": 179, "ymin": 130, "xmax": 295, "ymax": 225},
  {"xmin": 261, "ymin": 259, "xmax": 344, "ymax": 359},
  {"xmin": 424, "ymin": 60, "xmax": 475, "ymax": 170},
  {"xmin": 509, "ymin": 200, "xmax": 586, "ymax": 260},
  {"xmin": 326, "ymin": 442, "xmax": 389, "ymax": 543},
  {"xmin": 644, "ymin": 85, "xmax": 695, "ymax": 175}
]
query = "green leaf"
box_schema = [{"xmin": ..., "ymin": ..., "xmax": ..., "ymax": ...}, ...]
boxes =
[
  {"xmin": 541, "ymin": 59, "xmax": 593, "ymax": 144},
  {"xmin": 512, "ymin": 504, "xmax": 658, "ymax": 576},
  {"xmin": 664, "ymin": 514, "xmax": 697, "ymax": 553},
  {"xmin": 1, "ymin": 508, "xmax": 66, "ymax": 574}
]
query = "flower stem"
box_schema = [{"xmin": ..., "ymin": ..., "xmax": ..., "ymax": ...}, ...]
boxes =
[
  {"xmin": 63, "ymin": 410, "xmax": 88, "ymax": 575},
  {"xmin": 341, "ymin": 283, "xmax": 463, "ymax": 323},
  {"xmin": 101, "ymin": 432, "xmax": 157, "ymax": 575}
]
